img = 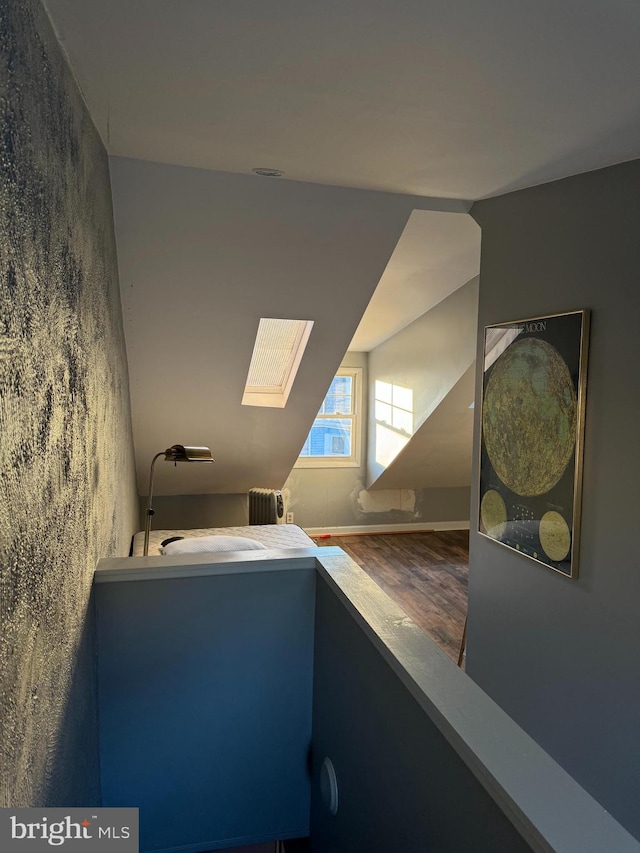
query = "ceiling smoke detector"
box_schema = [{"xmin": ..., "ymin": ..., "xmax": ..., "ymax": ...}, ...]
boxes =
[{"xmin": 252, "ymin": 167, "xmax": 284, "ymax": 177}]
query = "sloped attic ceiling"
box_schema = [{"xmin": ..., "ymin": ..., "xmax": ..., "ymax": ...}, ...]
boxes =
[
  {"xmin": 350, "ymin": 210, "xmax": 482, "ymax": 352},
  {"xmin": 367, "ymin": 277, "xmax": 479, "ymax": 490},
  {"xmin": 110, "ymin": 157, "xmax": 465, "ymax": 496}
]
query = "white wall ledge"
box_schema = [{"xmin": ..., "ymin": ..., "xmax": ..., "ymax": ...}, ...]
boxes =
[
  {"xmin": 94, "ymin": 547, "xmax": 325, "ymax": 583},
  {"xmin": 93, "ymin": 548, "xmax": 639, "ymax": 851},
  {"xmin": 314, "ymin": 551, "xmax": 639, "ymax": 853}
]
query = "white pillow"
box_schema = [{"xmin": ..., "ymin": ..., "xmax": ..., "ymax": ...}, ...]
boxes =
[{"xmin": 161, "ymin": 535, "xmax": 267, "ymax": 555}]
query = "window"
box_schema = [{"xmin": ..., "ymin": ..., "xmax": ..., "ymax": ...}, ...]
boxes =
[
  {"xmin": 296, "ymin": 368, "xmax": 362, "ymax": 467},
  {"xmin": 242, "ymin": 318, "xmax": 314, "ymax": 408}
]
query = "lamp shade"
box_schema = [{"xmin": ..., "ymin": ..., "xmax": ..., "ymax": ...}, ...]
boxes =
[{"xmin": 163, "ymin": 445, "xmax": 214, "ymax": 463}]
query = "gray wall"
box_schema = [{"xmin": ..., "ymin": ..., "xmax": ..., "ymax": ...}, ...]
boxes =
[
  {"xmin": 139, "ymin": 493, "xmax": 248, "ymax": 532},
  {"xmin": 0, "ymin": 0, "xmax": 138, "ymax": 806},
  {"xmin": 284, "ymin": 352, "xmax": 373, "ymax": 529},
  {"xmin": 152, "ymin": 348, "xmax": 470, "ymax": 533},
  {"xmin": 285, "ymin": 474, "xmax": 470, "ymax": 530},
  {"xmin": 94, "ymin": 549, "xmax": 639, "ymax": 852},
  {"xmin": 284, "ymin": 351, "xmax": 471, "ymax": 529},
  {"xmin": 96, "ymin": 565, "xmax": 315, "ymax": 851},
  {"xmin": 468, "ymin": 158, "xmax": 640, "ymax": 838},
  {"xmin": 311, "ymin": 574, "xmax": 533, "ymax": 853},
  {"xmin": 367, "ymin": 277, "xmax": 478, "ymax": 488},
  {"xmin": 136, "ymin": 307, "xmax": 476, "ymax": 533},
  {"xmin": 109, "ymin": 157, "xmax": 462, "ymax": 500}
]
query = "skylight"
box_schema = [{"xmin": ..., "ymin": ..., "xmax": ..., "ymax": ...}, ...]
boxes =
[{"xmin": 242, "ymin": 318, "xmax": 314, "ymax": 408}]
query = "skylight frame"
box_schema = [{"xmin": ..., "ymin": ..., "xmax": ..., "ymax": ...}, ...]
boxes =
[{"xmin": 242, "ymin": 317, "xmax": 314, "ymax": 408}]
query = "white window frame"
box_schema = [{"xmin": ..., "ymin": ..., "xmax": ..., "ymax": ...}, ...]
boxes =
[{"xmin": 295, "ymin": 367, "xmax": 362, "ymax": 468}]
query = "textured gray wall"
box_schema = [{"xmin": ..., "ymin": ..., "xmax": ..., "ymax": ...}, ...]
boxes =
[
  {"xmin": 0, "ymin": 0, "xmax": 138, "ymax": 806},
  {"xmin": 468, "ymin": 159, "xmax": 640, "ymax": 838}
]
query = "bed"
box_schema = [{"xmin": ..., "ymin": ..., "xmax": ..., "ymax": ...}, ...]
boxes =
[{"xmin": 132, "ymin": 523, "xmax": 317, "ymax": 556}]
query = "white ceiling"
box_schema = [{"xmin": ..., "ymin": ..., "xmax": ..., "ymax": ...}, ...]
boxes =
[
  {"xmin": 43, "ymin": 0, "xmax": 640, "ymax": 358},
  {"xmin": 45, "ymin": 0, "xmax": 640, "ymax": 200}
]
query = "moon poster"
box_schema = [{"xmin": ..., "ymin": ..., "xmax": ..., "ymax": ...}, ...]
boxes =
[{"xmin": 478, "ymin": 310, "xmax": 590, "ymax": 577}]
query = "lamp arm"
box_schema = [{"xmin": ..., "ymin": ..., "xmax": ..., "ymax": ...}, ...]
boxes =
[{"xmin": 143, "ymin": 451, "xmax": 165, "ymax": 556}]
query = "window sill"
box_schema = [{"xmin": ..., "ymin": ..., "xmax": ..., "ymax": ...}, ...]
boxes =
[{"xmin": 294, "ymin": 458, "xmax": 360, "ymax": 470}]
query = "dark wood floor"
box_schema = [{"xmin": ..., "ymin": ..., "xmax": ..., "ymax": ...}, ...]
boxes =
[{"xmin": 312, "ymin": 530, "xmax": 469, "ymax": 662}]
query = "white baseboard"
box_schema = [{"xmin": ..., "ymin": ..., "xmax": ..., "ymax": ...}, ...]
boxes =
[{"xmin": 303, "ymin": 520, "xmax": 470, "ymax": 537}]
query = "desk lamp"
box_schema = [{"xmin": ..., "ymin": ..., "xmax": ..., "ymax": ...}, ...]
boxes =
[{"xmin": 143, "ymin": 444, "xmax": 214, "ymax": 555}]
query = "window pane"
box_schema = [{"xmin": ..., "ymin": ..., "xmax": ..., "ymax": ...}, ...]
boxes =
[
  {"xmin": 303, "ymin": 418, "xmax": 352, "ymax": 457},
  {"xmin": 323, "ymin": 394, "xmax": 352, "ymax": 415},
  {"xmin": 299, "ymin": 433, "xmax": 312, "ymax": 456},
  {"xmin": 319, "ymin": 375, "xmax": 353, "ymax": 415},
  {"xmin": 330, "ymin": 375, "xmax": 352, "ymax": 396}
]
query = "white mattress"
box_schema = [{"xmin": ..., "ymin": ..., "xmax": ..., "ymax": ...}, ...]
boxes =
[{"xmin": 132, "ymin": 524, "xmax": 316, "ymax": 556}]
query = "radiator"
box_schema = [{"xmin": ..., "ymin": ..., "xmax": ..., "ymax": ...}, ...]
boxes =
[{"xmin": 248, "ymin": 488, "xmax": 285, "ymax": 525}]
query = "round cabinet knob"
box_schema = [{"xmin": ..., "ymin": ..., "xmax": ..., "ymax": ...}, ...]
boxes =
[{"xmin": 320, "ymin": 756, "xmax": 339, "ymax": 816}]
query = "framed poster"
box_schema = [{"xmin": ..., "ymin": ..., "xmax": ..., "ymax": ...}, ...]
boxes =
[{"xmin": 478, "ymin": 310, "xmax": 590, "ymax": 577}]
